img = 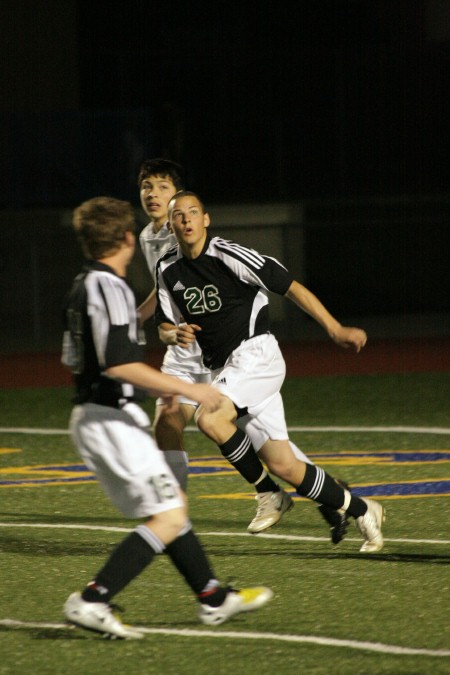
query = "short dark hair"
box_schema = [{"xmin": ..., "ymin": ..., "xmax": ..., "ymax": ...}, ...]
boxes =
[
  {"xmin": 73, "ymin": 196, "xmax": 136, "ymax": 260},
  {"xmin": 168, "ymin": 191, "xmax": 206, "ymax": 218},
  {"xmin": 137, "ymin": 158, "xmax": 185, "ymax": 190}
]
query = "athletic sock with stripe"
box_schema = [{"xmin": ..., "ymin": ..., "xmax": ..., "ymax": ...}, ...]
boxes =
[
  {"xmin": 219, "ymin": 428, "xmax": 279, "ymax": 493},
  {"xmin": 81, "ymin": 527, "xmax": 162, "ymax": 603},
  {"xmin": 165, "ymin": 527, "xmax": 216, "ymax": 595},
  {"xmin": 197, "ymin": 583, "xmax": 228, "ymax": 607},
  {"xmin": 296, "ymin": 464, "xmax": 367, "ymax": 518},
  {"xmin": 166, "ymin": 528, "xmax": 229, "ymax": 606}
]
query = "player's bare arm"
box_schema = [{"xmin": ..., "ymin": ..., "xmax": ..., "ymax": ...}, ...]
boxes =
[
  {"xmin": 158, "ymin": 322, "xmax": 202, "ymax": 348},
  {"xmin": 285, "ymin": 280, "xmax": 367, "ymax": 352},
  {"xmin": 137, "ymin": 289, "xmax": 157, "ymax": 325},
  {"xmin": 106, "ymin": 362, "xmax": 221, "ymax": 411}
]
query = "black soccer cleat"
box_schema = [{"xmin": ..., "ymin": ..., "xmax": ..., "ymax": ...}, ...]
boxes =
[{"xmin": 318, "ymin": 479, "xmax": 351, "ymax": 545}]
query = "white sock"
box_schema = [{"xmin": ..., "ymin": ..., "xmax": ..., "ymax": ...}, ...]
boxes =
[{"xmin": 164, "ymin": 450, "xmax": 189, "ymax": 491}]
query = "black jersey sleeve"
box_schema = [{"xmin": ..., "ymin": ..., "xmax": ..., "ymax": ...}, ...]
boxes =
[
  {"xmin": 104, "ymin": 325, "xmax": 143, "ymax": 367},
  {"xmin": 212, "ymin": 238, "xmax": 294, "ymax": 295},
  {"xmin": 154, "ymin": 254, "xmax": 184, "ymax": 327}
]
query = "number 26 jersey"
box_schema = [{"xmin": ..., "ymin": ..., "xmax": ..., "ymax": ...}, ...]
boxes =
[{"xmin": 155, "ymin": 235, "xmax": 294, "ymax": 370}]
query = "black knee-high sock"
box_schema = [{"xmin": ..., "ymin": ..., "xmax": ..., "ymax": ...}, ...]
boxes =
[
  {"xmin": 296, "ymin": 464, "xmax": 367, "ymax": 518},
  {"xmin": 219, "ymin": 428, "xmax": 279, "ymax": 493},
  {"xmin": 82, "ymin": 526, "xmax": 163, "ymax": 603},
  {"xmin": 165, "ymin": 527, "xmax": 227, "ymax": 606},
  {"xmin": 165, "ymin": 527, "xmax": 215, "ymax": 595}
]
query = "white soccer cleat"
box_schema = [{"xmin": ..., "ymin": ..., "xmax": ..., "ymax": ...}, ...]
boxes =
[
  {"xmin": 198, "ymin": 587, "xmax": 273, "ymax": 625},
  {"xmin": 63, "ymin": 592, "xmax": 144, "ymax": 639},
  {"xmin": 247, "ymin": 489, "xmax": 294, "ymax": 534},
  {"xmin": 355, "ymin": 498, "xmax": 385, "ymax": 553}
]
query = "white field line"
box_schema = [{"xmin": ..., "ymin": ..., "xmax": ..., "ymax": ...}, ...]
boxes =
[
  {"xmin": 0, "ymin": 522, "xmax": 449, "ymax": 546},
  {"xmin": 1, "ymin": 524, "xmax": 449, "ymax": 656},
  {"xmin": 1, "ymin": 425, "xmax": 450, "ymax": 435},
  {"xmin": 0, "ymin": 618, "xmax": 448, "ymax": 657}
]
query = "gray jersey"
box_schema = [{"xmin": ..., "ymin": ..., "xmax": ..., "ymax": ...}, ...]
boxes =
[{"xmin": 139, "ymin": 221, "xmax": 176, "ymax": 284}]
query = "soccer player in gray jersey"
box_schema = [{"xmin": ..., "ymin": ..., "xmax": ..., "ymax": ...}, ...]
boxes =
[
  {"xmin": 137, "ymin": 159, "xmax": 211, "ymax": 493},
  {"xmin": 61, "ymin": 196, "xmax": 272, "ymax": 638},
  {"xmin": 137, "ymin": 159, "xmax": 324, "ymax": 537},
  {"xmin": 155, "ymin": 191, "xmax": 385, "ymax": 554}
]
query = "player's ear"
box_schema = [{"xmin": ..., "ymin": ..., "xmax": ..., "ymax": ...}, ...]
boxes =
[
  {"xmin": 124, "ymin": 230, "xmax": 136, "ymax": 247},
  {"xmin": 204, "ymin": 212, "xmax": 210, "ymax": 228}
]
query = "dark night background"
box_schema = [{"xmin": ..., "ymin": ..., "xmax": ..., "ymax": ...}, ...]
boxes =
[
  {"xmin": 0, "ymin": 0, "xmax": 449, "ymax": 348},
  {"xmin": 1, "ymin": 0, "xmax": 450, "ymax": 204},
  {"xmin": 79, "ymin": 0, "xmax": 449, "ymax": 201}
]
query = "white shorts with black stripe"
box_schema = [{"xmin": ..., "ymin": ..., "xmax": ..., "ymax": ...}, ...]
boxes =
[
  {"xmin": 69, "ymin": 402, "xmax": 183, "ymax": 519},
  {"xmin": 211, "ymin": 333, "xmax": 289, "ymax": 452}
]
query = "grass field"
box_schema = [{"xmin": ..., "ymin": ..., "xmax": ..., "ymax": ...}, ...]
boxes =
[{"xmin": 0, "ymin": 372, "xmax": 449, "ymax": 674}]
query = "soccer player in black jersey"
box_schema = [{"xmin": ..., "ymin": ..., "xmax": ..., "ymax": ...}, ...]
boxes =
[
  {"xmin": 61, "ymin": 196, "xmax": 273, "ymax": 638},
  {"xmin": 137, "ymin": 158, "xmax": 320, "ymax": 537},
  {"xmin": 155, "ymin": 191, "xmax": 385, "ymax": 553}
]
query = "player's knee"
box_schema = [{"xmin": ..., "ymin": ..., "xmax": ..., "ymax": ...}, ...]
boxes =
[
  {"xmin": 196, "ymin": 396, "xmax": 236, "ymax": 435},
  {"xmin": 264, "ymin": 449, "xmax": 304, "ymax": 484},
  {"xmin": 196, "ymin": 410, "xmax": 224, "ymax": 437},
  {"xmin": 271, "ymin": 459, "xmax": 305, "ymax": 485},
  {"xmin": 151, "ymin": 508, "xmax": 188, "ymax": 542},
  {"xmin": 167, "ymin": 510, "xmax": 188, "ymax": 538}
]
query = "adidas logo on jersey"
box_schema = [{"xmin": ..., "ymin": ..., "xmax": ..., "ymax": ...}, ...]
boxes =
[
  {"xmin": 173, "ymin": 281, "xmax": 186, "ymax": 291},
  {"xmin": 216, "ymin": 377, "xmax": 227, "ymax": 385}
]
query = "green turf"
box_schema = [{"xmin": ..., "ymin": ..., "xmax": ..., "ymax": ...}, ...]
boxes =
[{"xmin": 0, "ymin": 373, "xmax": 449, "ymax": 674}]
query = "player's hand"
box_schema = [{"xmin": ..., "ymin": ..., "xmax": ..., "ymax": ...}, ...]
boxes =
[
  {"xmin": 159, "ymin": 394, "xmax": 180, "ymax": 414},
  {"xmin": 176, "ymin": 323, "xmax": 201, "ymax": 348},
  {"xmin": 331, "ymin": 326, "xmax": 367, "ymax": 352},
  {"xmin": 190, "ymin": 383, "xmax": 223, "ymax": 412}
]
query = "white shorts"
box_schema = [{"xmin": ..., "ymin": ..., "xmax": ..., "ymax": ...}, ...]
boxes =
[
  {"xmin": 211, "ymin": 333, "xmax": 289, "ymax": 451},
  {"xmin": 157, "ymin": 341, "xmax": 211, "ymax": 407},
  {"xmin": 69, "ymin": 402, "xmax": 183, "ymax": 519}
]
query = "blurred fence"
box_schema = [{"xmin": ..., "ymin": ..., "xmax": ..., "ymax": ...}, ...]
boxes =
[{"xmin": 0, "ymin": 196, "xmax": 448, "ymax": 354}]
